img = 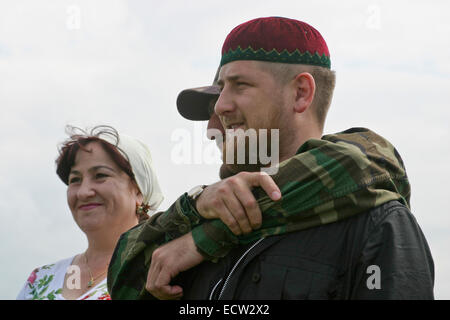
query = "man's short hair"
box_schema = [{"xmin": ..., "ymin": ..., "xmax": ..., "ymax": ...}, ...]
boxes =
[{"xmin": 256, "ymin": 61, "xmax": 336, "ymax": 129}]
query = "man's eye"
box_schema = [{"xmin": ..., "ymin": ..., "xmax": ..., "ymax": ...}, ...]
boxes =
[{"xmin": 236, "ymin": 82, "xmax": 249, "ymax": 89}]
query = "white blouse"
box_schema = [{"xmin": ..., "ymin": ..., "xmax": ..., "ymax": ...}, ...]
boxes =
[{"xmin": 16, "ymin": 256, "xmax": 110, "ymax": 300}]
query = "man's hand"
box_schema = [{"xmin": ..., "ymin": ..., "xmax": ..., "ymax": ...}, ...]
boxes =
[
  {"xmin": 196, "ymin": 171, "xmax": 281, "ymax": 235},
  {"xmin": 146, "ymin": 232, "xmax": 204, "ymax": 300}
]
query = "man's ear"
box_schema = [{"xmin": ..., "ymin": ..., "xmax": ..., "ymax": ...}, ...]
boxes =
[{"xmin": 293, "ymin": 72, "xmax": 316, "ymax": 114}]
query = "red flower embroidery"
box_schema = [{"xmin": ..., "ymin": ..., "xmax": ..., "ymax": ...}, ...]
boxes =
[
  {"xmin": 27, "ymin": 269, "xmax": 38, "ymax": 285},
  {"xmin": 98, "ymin": 294, "xmax": 111, "ymax": 300}
]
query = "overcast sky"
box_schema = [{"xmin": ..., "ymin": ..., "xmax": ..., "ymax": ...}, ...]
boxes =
[{"xmin": 1, "ymin": 0, "xmax": 449, "ymax": 299}]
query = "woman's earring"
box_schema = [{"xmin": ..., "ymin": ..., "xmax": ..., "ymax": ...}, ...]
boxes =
[
  {"xmin": 136, "ymin": 203, "xmax": 150, "ymax": 215},
  {"xmin": 136, "ymin": 203, "xmax": 151, "ymax": 223}
]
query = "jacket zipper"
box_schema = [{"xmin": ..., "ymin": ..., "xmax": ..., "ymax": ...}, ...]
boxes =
[{"xmin": 209, "ymin": 238, "xmax": 265, "ymax": 300}]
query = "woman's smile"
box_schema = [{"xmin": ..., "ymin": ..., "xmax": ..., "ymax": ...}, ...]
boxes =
[{"xmin": 78, "ymin": 203, "xmax": 103, "ymax": 211}]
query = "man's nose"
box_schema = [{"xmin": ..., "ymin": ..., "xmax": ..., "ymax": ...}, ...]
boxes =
[{"xmin": 214, "ymin": 89, "xmax": 235, "ymax": 116}]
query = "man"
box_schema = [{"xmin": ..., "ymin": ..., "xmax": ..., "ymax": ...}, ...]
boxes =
[{"xmin": 108, "ymin": 17, "xmax": 434, "ymax": 299}]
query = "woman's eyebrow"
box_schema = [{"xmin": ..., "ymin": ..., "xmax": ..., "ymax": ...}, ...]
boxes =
[
  {"xmin": 69, "ymin": 165, "xmax": 116, "ymax": 176},
  {"xmin": 90, "ymin": 165, "xmax": 116, "ymax": 173}
]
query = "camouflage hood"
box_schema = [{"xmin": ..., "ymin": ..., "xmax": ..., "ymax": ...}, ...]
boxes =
[{"xmin": 108, "ymin": 127, "xmax": 410, "ymax": 299}]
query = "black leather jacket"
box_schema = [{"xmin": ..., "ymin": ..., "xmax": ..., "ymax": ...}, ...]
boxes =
[{"xmin": 176, "ymin": 200, "xmax": 434, "ymax": 299}]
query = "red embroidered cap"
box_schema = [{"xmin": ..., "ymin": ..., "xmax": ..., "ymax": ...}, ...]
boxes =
[
  {"xmin": 221, "ymin": 17, "xmax": 330, "ymax": 68},
  {"xmin": 177, "ymin": 17, "xmax": 330, "ymax": 120}
]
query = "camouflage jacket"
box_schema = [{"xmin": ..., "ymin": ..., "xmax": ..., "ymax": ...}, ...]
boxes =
[{"xmin": 108, "ymin": 127, "xmax": 411, "ymax": 299}]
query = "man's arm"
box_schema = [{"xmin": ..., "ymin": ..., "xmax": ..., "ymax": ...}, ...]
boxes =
[
  {"xmin": 113, "ymin": 128, "xmax": 411, "ymax": 299},
  {"xmin": 108, "ymin": 171, "xmax": 281, "ymax": 299},
  {"xmin": 145, "ymin": 129, "xmax": 412, "ymax": 299},
  {"xmin": 107, "ymin": 194, "xmax": 198, "ymax": 300},
  {"xmin": 191, "ymin": 132, "xmax": 411, "ymax": 260}
]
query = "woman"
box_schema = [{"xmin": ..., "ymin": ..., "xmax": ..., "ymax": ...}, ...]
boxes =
[{"xmin": 17, "ymin": 126, "xmax": 163, "ymax": 300}]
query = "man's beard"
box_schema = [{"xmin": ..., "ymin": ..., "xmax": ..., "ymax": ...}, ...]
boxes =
[
  {"xmin": 220, "ymin": 128, "xmax": 279, "ymax": 179},
  {"xmin": 218, "ymin": 92, "xmax": 285, "ymax": 179}
]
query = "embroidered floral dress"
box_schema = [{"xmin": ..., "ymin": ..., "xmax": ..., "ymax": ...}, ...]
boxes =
[{"xmin": 16, "ymin": 256, "xmax": 111, "ymax": 300}]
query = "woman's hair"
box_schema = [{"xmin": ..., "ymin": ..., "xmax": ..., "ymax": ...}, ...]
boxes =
[{"xmin": 56, "ymin": 125, "xmax": 149, "ymax": 222}]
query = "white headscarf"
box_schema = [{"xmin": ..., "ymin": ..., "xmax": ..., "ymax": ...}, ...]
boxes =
[{"xmin": 100, "ymin": 132, "xmax": 164, "ymax": 213}]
